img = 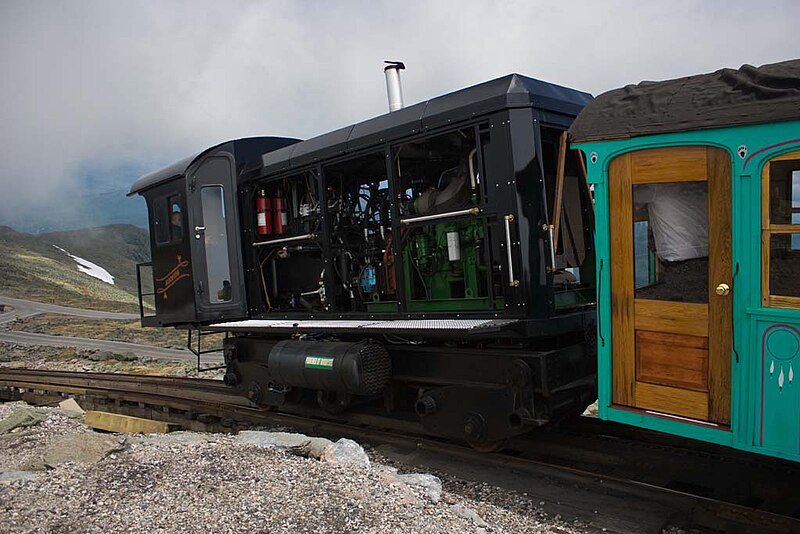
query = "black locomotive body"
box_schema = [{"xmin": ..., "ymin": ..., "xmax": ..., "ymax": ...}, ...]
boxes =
[{"xmin": 129, "ymin": 74, "xmax": 597, "ymax": 446}]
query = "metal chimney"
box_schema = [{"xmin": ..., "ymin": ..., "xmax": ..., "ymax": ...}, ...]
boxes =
[{"xmin": 384, "ymin": 61, "xmax": 405, "ymax": 112}]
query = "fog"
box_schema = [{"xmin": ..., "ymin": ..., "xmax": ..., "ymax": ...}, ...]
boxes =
[{"xmin": 1, "ymin": 0, "xmax": 798, "ymax": 228}]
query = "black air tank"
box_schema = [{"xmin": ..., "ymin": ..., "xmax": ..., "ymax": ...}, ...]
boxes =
[{"xmin": 267, "ymin": 339, "xmax": 391, "ymax": 396}]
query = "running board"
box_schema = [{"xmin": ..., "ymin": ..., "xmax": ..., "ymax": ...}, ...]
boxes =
[{"xmin": 207, "ymin": 318, "xmax": 518, "ymax": 336}]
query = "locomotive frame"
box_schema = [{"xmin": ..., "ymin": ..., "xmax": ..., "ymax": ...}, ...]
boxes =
[{"xmin": 129, "ymin": 74, "xmax": 598, "ymax": 446}]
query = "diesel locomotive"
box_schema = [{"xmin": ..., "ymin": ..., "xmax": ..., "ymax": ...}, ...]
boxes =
[{"xmin": 129, "ymin": 68, "xmax": 598, "ymax": 448}]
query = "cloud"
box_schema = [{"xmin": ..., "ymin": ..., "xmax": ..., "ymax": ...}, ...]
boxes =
[{"xmin": 1, "ymin": 0, "xmax": 798, "ymax": 223}]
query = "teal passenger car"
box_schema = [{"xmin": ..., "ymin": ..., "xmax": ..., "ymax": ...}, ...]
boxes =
[{"xmin": 570, "ymin": 59, "xmax": 800, "ymax": 462}]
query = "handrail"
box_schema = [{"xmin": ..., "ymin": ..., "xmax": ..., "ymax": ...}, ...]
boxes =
[
  {"xmin": 400, "ymin": 207, "xmax": 480, "ymax": 225},
  {"xmin": 135, "ymin": 262, "xmax": 156, "ymax": 320},
  {"xmin": 252, "ymin": 233, "xmax": 316, "ymax": 247},
  {"xmin": 503, "ymin": 214, "xmax": 519, "ymax": 287}
]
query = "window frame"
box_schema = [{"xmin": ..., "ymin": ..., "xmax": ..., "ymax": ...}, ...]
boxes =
[
  {"xmin": 153, "ymin": 193, "xmax": 185, "ymax": 247},
  {"xmin": 761, "ymin": 149, "xmax": 800, "ymax": 308},
  {"xmin": 152, "ymin": 196, "xmax": 170, "ymax": 245}
]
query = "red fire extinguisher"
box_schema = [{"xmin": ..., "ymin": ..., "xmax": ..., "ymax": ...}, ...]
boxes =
[
  {"xmin": 256, "ymin": 188, "xmax": 272, "ymax": 235},
  {"xmin": 272, "ymin": 190, "xmax": 288, "ymax": 235}
]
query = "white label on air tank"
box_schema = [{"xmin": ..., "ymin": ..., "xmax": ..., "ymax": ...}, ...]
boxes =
[
  {"xmin": 257, "ymin": 213, "xmax": 267, "ymax": 226},
  {"xmin": 305, "ymin": 356, "xmax": 335, "ymax": 370}
]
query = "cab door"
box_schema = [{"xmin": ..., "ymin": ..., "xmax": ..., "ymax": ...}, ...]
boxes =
[
  {"xmin": 188, "ymin": 153, "xmax": 248, "ymax": 323},
  {"xmin": 608, "ymin": 146, "xmax": 732, "ymax": 424}
]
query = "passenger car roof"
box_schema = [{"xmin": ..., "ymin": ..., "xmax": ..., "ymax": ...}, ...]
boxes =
[{"xmin": 569, "ymin": 59, "xmax": 800, "ymax": 143}]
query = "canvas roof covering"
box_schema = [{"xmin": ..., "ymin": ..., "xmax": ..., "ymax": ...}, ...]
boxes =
[{"xmin": 569, "ymin": 59, "xmax": 800, "ymax": 142}]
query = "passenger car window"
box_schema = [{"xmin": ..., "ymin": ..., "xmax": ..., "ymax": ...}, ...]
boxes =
[{"xmin": 762, "ymin": 151, "xmax": 800, "ymax": 307}]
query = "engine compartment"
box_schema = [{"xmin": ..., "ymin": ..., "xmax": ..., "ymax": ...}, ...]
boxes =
[{"xmin": 247, "ymin": 126, "xmax": 510, "ymax": 316}]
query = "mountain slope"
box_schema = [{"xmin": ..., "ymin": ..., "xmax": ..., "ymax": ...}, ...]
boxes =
[
  {"xmin": 0, "ymin": 225, "xmax": 149, "ymax": 312},
  {"xmin": 37, "ymin": 224, "xmax": 150, "ymax": 295}
]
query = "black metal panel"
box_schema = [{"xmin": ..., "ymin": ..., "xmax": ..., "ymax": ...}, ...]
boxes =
[
  {"xmin": 290, "ymin": 125, "xmax": 354, "ymax": 167},
  {"xmin": 479, "ymin": 111, "xmax": 524, "ymax": 315},
  {"xmin": 186, "ymin": 145, "xmax": 248, "ymax": 323},
  {"xmin": 235, "ymin": 137, "xmax": 299, "ymax": 177},
  {"xmin": 261, "ymin": 143, "xmax": 299, "ymax": 175},
  {"xmin": 539, "ymin": 110, "xmax": 582, "ymax": 129},
  {"xmin": 421, "ymin": 76, "xmax": 519, "ymax": 131},
  {"xmin": 250, "ymin": 74, "xmax": 592, "ymax": 179},
  {"xmin": 130, "ymin": 154, "xmax": 198, "ymax": 197},
  {"xmin": 130, "ymin": 137, "xmax": 300, "ymax": 196},
  {"xmin": 508, "ymin": 108, "xmax": 551, "ymax": 319},
  {"xmin": 347, "ymin": 101, "xmax": 427, "ymax": 151},
  {"xmin": 141, "ymin": 179, "xmax": 196, "ymax": 326},
  {"xmin": 512, "ymin": 75, "xmax": 591, "ymax": 116}
]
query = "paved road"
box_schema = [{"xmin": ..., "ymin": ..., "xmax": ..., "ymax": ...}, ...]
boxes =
[
  {"xmin": 0, "ymin": 296, "xmax": 139, "ymax": 324},
  {"xmin": 0, "ymin": 295, "xmax": 221, "ymax": 364},
  {"xmin": 0, "ymin": 330, "xmax": 217, "ymax": 363}
]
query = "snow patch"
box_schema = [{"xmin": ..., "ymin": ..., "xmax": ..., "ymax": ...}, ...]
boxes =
[{"xmin": 52, "ymin": 246, "xmax": 115, "ymax": 285}]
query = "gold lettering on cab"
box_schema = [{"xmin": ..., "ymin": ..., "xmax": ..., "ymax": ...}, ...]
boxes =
[{"xmin": 156, "ymin": 255, "xmax": 190, "ymax": 300}]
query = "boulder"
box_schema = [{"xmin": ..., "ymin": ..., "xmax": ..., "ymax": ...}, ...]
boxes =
[
  {"xmin": 450, "ymin": 504, "xmax": 489, "ymax": 528},
  {"xmin": 320, "ymin": 438, "xmax": 370, "ymax": 467},
  {"xmin": 111, "ymin": 351, "xmax": 138, "ymax": 362},
  {"xmin": 57, "ymin": 398, "xmax": 85, "ymax": 418},
  {"xmin": 0, "ymin": 407, "xmax": 48, "ymax": 434},
  {"xmin": 86, "ymin": 350, "xmax": 113, "ymax": 361},
  {"xmin": 375, "ymin": 467, "xmax": 420, "ymax": 505},
  {"xmin": 237, "ymin": 431, "xmax": 334, "ymax": 460},
  {"xmin": 145, "ymin": 432, "xmax": 214, "ymax": 445},
  {"xmin": 397, "ymin": 473, "xmax": 443, "ymax": 503},
  {"xmin": 42, "ymin": 432, "xmax": 126, "ymax": 468}
]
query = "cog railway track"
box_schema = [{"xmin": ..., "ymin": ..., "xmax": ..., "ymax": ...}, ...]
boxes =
[{"xmin": 1, "ymin": 368, "xmax": 799, "ymax": 533}]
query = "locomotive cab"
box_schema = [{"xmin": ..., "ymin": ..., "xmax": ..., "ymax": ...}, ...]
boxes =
[{"xmin": 128, "ymin": 137, "xmax": 299, "ymax": 327}]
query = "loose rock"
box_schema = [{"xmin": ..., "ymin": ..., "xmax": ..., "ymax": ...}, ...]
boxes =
[
  {"xmin": 237, "ymin": 431, "xmax": 334, "ymax": 459},
  {"xmin": 321, "ymin": 437, "xmax": 370, "ymax": 467},
  {"xmin": 0, "ymin": 407, "xmax": 48, "ymax": 434},
  {"xmin": 451, "ymin": 503, "xmax": 490, "ymax": 527},
  {"xmin": 397, "ymin": 473, "xmax": 444, "ymax": 503},
  {"xmin": 41, "ymin": 432, "xmax": 126, "ymax": 468},
  {"xmin": 57, "ymin": 398, "xmax": 85, "ymax": 418},
  {"xmin": 0, "ymin": 402, "xmax": 587, "ymax": 532},
  {"xmin": 0, "ymin": 470, "xmax": 38, "ymax": 484}
]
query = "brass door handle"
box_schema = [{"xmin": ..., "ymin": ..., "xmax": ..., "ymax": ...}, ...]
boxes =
[{"xmin": 715, "ymin": 283, "xmax": 730, "ymax": 296}]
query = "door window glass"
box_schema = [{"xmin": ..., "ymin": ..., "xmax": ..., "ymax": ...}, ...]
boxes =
[
  {"xmin": 200, "ymin": 186, "xmax": 232, "ymax": 303},
  {"xmin": 632, "ymin": 181, "xmax": 708, "ymax": 303}
]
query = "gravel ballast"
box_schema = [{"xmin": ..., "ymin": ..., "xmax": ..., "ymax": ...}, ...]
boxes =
[{"xmin": 0, "ymin": 402, "xmax": 588, "ymax": 533}]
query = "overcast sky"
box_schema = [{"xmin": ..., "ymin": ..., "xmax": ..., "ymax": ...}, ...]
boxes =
[{"xmin": 1, "ymin": 0, "xmax": 798, "ymax": 221}]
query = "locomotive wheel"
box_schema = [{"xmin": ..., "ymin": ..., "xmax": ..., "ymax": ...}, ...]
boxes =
[
  {"xmin": 316, "ymin": 390, "xmax": 351, "ymax": 414},
  {"xmin": 466, "ymin": 438, "xmax": 508, "ymax": 453}
]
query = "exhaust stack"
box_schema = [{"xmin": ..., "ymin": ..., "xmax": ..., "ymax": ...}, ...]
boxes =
[{"xmin": 384, "ymin": 61, "xmax": 405, "ymax": 112}]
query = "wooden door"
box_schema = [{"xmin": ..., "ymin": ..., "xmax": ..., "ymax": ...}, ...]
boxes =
[{"xmin": 609, "ymin": 146, "xmax": 732, "ymax": 424}]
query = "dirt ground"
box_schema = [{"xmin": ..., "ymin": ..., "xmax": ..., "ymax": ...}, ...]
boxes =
[
  {"xmin": 0, "ymin": 343, "xmax": 223, "ymax": 379},
  {"xmin": 8, "ymin": 314, "xmax": 224, "ymax": 351}
]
